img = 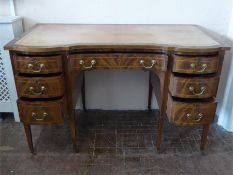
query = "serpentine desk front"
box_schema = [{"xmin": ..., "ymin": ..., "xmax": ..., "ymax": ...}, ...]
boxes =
[{"xmin": 4, "ymin": 24, "xmax": 230, "ymax": 153}]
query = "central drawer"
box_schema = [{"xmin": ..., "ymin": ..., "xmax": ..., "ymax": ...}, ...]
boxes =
[
  {"xmin": 70, "ymin": 53, "xmax": 168, "ymax": 71},
  {"xmin": 18, "ymin": 98, "xmax": 66, "ymax": 124},
  {"xmin": 15, "ymin": 75, "xmax": 65, "ymax": 98}
]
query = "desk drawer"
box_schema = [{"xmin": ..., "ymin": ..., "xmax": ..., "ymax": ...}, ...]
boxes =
[
  {"xmin": 169, "ymin": 74, "xmax": 219, "ymax": 98},
  {"xmin": 70, "ymin": 54, "xmax": 168, "ymax": 71},
  {"xmin": 166, "ymin": 95, "xmax": 217, "ymax": 126},
  {"xmin": 172, "ymin": 55, "xmax": 219, "ymax": 74},
  {"xmin": 18, "ymin": 98, "xmax": 65, "ymax": 124},
  {"xmin": 13, "ymin": 55, "xmax": 63, "ymax": 74},
  {"xmin": 15, "ymin": 75, "xmax": 65, "ymax": 98}
]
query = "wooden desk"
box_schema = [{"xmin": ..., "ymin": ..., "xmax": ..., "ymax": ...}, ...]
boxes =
[{"xmin": 4, "ymin": 24, "xmax": 230, "ymax": 154}]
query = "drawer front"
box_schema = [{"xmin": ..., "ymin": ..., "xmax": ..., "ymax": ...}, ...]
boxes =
[
  {"xmin": 16, "ymin": 75, "xmax": 65, "ymax": 98},
  {"xmin": 173, "ymin": 55, "xmax": 219, "ymax": 74},
  {"xmin": 13, "ymin": 55, "xmax": 63, "ymax": 74},
  {"xmin": 70, "ymin": 54, "xmax": 168, "ymax": 71},
  {"xmin": 169, "ymin": 75, "xmax": 219, "ymax": 98},
  {"xmin": 18, "ymin": 98, "xmax": 65, "ymax": 124},
  {"xmin": 166, "ymin": 96, "xmax": 217, "ymax": 125}
]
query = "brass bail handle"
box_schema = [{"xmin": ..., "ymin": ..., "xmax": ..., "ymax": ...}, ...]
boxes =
[
  {"xmin": 32, "ymin": 112, "xmax": 48, "ymax": 121},
  {"xmin": 188, "ymin": 86, "xmax": 206, "ymax": 96},
  {"xmin": 139, "ymin": 59, "xmax": 157, "ymax": 69},
  {"xmin": 186, "ymin": 113, "xmax": 204, "ymax": 122},
  {"xmin": 190, "ymin": 63, "xmax": 207, "ymax": 73},
  {"xmin": 29, "ymin": 86, "xmax": 46, "ymax": 95},
  {"xmin": 79, "ymin": 59, "xmax": 96, "ymax": 70},
  {"xmin": 27, "ymin": 62, "xmax": 45, "ymax": 73}
]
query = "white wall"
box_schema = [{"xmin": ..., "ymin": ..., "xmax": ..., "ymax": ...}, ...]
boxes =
[
  {"xmin": 0, "ymin": 0, "xmax": 14, "ymax": 15},
  {"xmin": 217, "ymin": 9, "xmax": 233, "ymax": 132},
  {"xmin": 0, "ymin": 0, "xmax": 11, "ymax": 15},
  {"xmin": 12, "ymin": 0, "xmax": 233, "ymax": 35},
  {"xmin": 1, "ymin": 0, "xmax": 233, "ymax": 119}
]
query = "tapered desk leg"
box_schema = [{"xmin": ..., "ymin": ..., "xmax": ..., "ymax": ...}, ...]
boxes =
[
  {"xmin": 64, "ymin": 56, "xmax": 79, "ymax": 152},
  {"xmin": 69, "ymin": 110, "xmax": 78, "ymax": 152},
  {"xmin": 200, "ymin": 124, "xmax": 210, "ymax": 150},
  {"xmin": 156, "ymin": 115, "xmax": 165, "ymax": 150},
  {"xmin": 148, "ymin": 72, "xmax": 152, "ymax": 110},
  {"xmin": 82, "ymin": 73, "xmax": 86, "ymax": 111},
  {"xmin": 23, "ymin": 124, "xmax": 35, "ymax": 154},
  {"xmin": 155, "ymin": 69, "xmax": 170, "ymax": 151}
]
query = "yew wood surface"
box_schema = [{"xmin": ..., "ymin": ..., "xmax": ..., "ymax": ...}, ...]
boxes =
[{"xmin": 5, "ymin": 24, "xmax": 230, "ymax": 153}]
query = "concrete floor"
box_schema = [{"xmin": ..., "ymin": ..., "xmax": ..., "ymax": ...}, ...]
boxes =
[{"xmin": 0, "ymin": 110, "xmax": 233, "ymax": 175}]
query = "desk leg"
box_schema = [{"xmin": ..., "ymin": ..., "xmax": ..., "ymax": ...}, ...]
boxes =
[
  {"xmin": 155, "ymin": 70, "xmax": 170, "ymax": 151},
  {"xmin": 23, "ymin": 124, "xmax": 35, "ymax": 154},
  {"xmin": 148, "ymin": 72, "xmax": 152, "ymax": 110},
  {"xmin": 200, "ymin": 124, "xmax": 210, "ymax": 150},
  {"xmin": 82, "ymin": 73, "xmax": 86, "ymax": 111},
  {"xmin": 156, "ymin": 115, "xmax": 165, "ymax": 150},
  {"xmin": 69, "ymin": 110, "xmax": 78, "ymax": 152},
  {"xmin": 65, "ymin": 62, "xmax": 79, "ymax": 152}
]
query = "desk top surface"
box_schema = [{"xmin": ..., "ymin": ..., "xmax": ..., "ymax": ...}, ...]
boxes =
[{"xmin": 5, "ymin": 24, "xmax": 229, "ymax": 52}]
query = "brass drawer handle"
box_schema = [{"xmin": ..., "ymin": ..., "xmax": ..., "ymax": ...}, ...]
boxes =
[
  {"xmin": 79, "ymin": 59, "xmax": 96, "ymax": 70},
  {"xmin": 27, "ymin": 63, "xmax": 45, "ymax": 73},
  {"xmin": 29, "ymin": 86, "xmax": 46, "ymax": 95},
  {"xmin": 188, "ymin": 86, "xmax": 206, "ymax": 96},
  {"xmin": 190, "ymin": 63, "xmax": 207, "ymax": 73},
  {"xmin": 139, "ymin": 59, "xmax": 157, "ymax": 69},
  {"xmin": 32, "ymin": 112, "xmax": 48, "ymax": 121},
  {"xmin": 186, "ymin": 113, "xmax": 204, "ymax": 122}
]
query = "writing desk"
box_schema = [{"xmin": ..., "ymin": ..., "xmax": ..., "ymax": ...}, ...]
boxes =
[{"xmin": 4, "ymin": 24, "xmax": 230, "ymax": 153}]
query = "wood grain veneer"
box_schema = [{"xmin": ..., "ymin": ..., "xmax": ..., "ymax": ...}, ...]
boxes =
[
  {"xmin": 169, "ymin": 74, "xmax": 219, "ymax": 98},
  {"xmin": 70, "ymin": 53, "xmax": 168, "ymax": 71},
  {"xmin": 166, "ymin": 95, "xmax": 217, "ymax": 126},
  {"xmin": 13, "ymin": 54, "xmax": 63, "ymax": 74},
  {"xmin": 172, "ymin": 54, "xmax": 219, "ymax": 74},
  {"xmin": 15, "ymin": 75, "xmax": 65, "ymax": 98},
  {"xmin": 18, "ymin": 98, "xmax": 66, "ymax": 125}
]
